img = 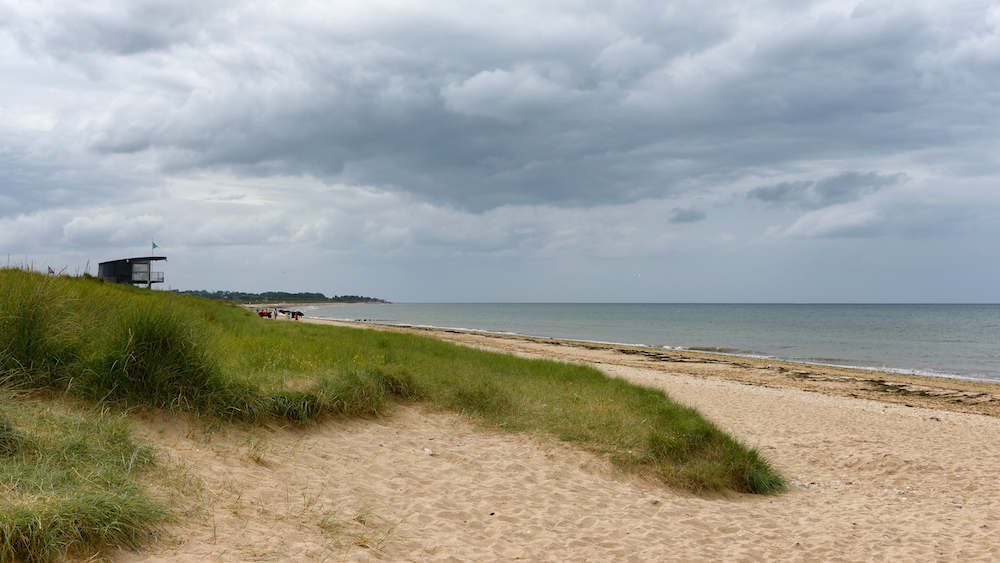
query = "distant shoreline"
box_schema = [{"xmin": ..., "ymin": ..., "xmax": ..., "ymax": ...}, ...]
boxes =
[
  {"xmin": 301, "ymin": 302, "xmax": 1000, "ymax": 383},
  {"xmin": 318, "ymin": 317, "xmax": 993, "ymax": 384},
  {"xmin": 240, "ymin": 301, "xmax": 382, "ymax": 309}
]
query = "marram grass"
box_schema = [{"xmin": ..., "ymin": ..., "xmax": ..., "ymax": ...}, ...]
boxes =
[
  {"xmin": 1, "ymin": 268, "xmax": 784, "ymax": 559},
  {"xmin": 0, "ymin": 396, "xmax": 167, "ymax": 563}
]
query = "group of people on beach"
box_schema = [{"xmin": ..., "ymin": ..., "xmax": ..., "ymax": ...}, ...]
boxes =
[{"xmin": 256, "ymin": 308, "xmax": 304, "ymax": 320}]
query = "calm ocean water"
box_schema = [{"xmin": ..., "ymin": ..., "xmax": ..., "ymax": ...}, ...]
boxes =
[{"xmin": 307, "ymin": 303, "xmax": 1000, "ymax": 383}]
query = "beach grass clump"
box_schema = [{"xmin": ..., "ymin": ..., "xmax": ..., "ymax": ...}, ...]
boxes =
[
  {"xmin": 1, "ymin": 269, "xmax": 222, "ymax": 412},
  {"xmin": 0, "ymin": 396, "xmax": 166, "ymax": 563},
  {"xmin": 82, "ymin": 300, "xmax": 224, "ymax": 409},
  {"xmin": 641, "ymin": 403, "xmax": 785, "ymax": 494},
  {"xmin": 268, "ymin": 365, "xmax": 422, "ymax": 423},
  {"xmin": 447, "ymin": 380, "xmax": 518, "ymax": 422},
  {"xmin": 0, "ymin": 411, "xmax": 33, "ymax": 456},
  {"xmin": 0, "ymin": 269, "xmax": 433, "ymax": 426},
  {"xmin": 0, "ymin": 269, "xmax": 78, "ymax": 389},
  {"xmin": 382, "ymin": 343, "xmax": 785, "ymax": 494}
]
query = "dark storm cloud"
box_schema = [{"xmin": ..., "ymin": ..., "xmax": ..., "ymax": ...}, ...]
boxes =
[
  {"xmin": 10, "ymin": 0, "xmax": 993, "ymax": 212},
  {"xmin": 5, "ymin": 0, "xmax": 996, "ymax": 214}
]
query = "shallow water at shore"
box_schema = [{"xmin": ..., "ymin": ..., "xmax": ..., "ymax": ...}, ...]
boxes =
[{"xmin": 308, "ymin": 303, "xmax": 1000, "ymax": 382}]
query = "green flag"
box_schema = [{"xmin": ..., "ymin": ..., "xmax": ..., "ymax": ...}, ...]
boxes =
[{"xmin": 152, "ymin": 241, "xmax": 158, "ymax": 249}]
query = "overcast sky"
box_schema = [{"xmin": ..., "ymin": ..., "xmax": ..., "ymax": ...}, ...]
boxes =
[{"xmin": 2, "ymin": 0, "xmax": 999, "ymax": 302}]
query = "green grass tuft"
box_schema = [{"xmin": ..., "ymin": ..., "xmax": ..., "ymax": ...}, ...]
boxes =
[
  {"xmin": 0, "ymin": 411, "xmax": 34, "ymax": 456},
  {"xmin": 448, "ymin": 380, "xmax": 517, "ymax": 420},
  {"xmin": 0, "ymin": 396, "xmax": 166, "ymax": 563},
  {"xmin": 83, "ymin": 300, "xmax": 222, "ymax": 409},
  {"xmin": 0, "ymin": 270, "xmax": 77, "ymax": 389}
]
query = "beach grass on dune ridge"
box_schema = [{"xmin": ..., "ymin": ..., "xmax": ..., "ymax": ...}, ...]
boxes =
[{"xmin": 1, "ymin": 268, "xmax": 784, "ymax": 560}]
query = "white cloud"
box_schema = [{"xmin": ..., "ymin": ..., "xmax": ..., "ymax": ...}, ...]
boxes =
[
  {"xmin": 593, "ymin": 38, "xmax": 663, "ymax": 79},
  {"xmin": 780, "ymin": 202, "xmax": 884, "ymax": 238},
  {"xmin": 442, "ymin": 66, "xmax": 587, "ymax": 122},
  {"xmin": 62, "ymin": 212, "xmax": 163, "ymax": 246}
]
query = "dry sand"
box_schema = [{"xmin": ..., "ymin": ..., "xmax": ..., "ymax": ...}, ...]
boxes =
[{"xmin": 120, "ymin": 320, "xmax": 1000, "ymax": 562}]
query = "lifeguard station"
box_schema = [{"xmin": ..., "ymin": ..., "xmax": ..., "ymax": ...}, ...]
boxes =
[{"xmin": 97, "ymin": 256, "xmax": 167, "ymax": 288}]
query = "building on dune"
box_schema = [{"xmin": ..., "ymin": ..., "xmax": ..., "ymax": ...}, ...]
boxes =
[{"xmin": 98, "ymin": 256, "xmax": 167, "ymax": 288}]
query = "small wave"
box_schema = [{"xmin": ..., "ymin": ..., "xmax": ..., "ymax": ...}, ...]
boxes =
[
  {"xmin": 847, "ymin": 365, "xmax": 1000, "ymax": 384},
  {"xmin": 689, "ymin": 346, "xmax": 747, "ymax": 355}
]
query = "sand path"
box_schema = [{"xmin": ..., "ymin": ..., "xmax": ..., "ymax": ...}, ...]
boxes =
[{"xmin": 120, "ymin": 322, "xmax": 1000, "ymax": 562}]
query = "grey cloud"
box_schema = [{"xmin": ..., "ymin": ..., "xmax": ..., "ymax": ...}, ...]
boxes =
[
  {"xmin": 3, "ymin": 0, "xmax": 221, "ymax": 61},
  {"xmin": 748, "ymin": 172, "xmax": 905, "ymax": 210},
  {"xmin": 813, "ymin": 172, "xmax": 904, "ymax": 204},
  {"xmin": 4, "ymin": 1, "xmax": 751, "ymax": 211},
  {"xmin": 667, "ymin": 207, "xmax": 706, "ymax": 223},
  {"xmin": 61, "ymin": 212, "xmax": 163, "ymax": 247},
  {"xmin": 745, "ymin": 181, "xmax": 813, "ymax": 205},
  {"xmin": 0, "ymin": 143, "xmax": 140, "ymax": 218},
  {"xmin": 3, "ymin": 0, "xmax": 999, "ymax": 217}
]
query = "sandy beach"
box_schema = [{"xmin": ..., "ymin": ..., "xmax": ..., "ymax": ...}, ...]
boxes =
[{"xmin": 121, "ymin": 320, "xmax": 1000, "ymax": 562}]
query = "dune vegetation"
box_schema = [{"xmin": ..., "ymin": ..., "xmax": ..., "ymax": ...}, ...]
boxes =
[{"xmin": 0, "ymin": 268, "xmax": 784, "ymax": 561}]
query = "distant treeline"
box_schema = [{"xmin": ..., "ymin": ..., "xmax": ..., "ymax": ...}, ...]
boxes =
[{"xmin": 180, "ymin": 290, "xmax": 387, "ymax": 303}]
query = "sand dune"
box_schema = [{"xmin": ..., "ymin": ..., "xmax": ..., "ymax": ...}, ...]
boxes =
[{"xmin": 120, "ymin": 322, "xmax": 1000, "ymax": 562}]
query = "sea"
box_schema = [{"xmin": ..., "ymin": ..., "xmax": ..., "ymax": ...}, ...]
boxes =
[{"xmin": 305, "ymin": 303, "xmax": 1000, "ymax": 383}]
